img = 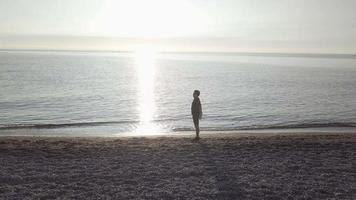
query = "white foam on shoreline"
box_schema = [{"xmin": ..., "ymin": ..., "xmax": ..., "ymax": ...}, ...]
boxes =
[{"xmin": 1, "ymin": 127, "xmax": 356, "ymax": 139}]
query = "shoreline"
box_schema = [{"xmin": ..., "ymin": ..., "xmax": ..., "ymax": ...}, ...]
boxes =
[{"xmin": 1, "ymin": 127, "xmax": 356, "ymax": 138}]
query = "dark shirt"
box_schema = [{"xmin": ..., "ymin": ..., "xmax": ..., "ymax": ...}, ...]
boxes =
[{"xmin": 191, "ymin": 97, "xmax": 202, "ymax": 118}]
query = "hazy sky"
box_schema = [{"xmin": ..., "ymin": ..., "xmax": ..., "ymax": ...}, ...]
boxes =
[{"xmin": 0, "ymin": 0, "xmax": 355, "ymax": 53}]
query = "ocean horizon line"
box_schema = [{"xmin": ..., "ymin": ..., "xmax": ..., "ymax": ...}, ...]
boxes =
[{"xmin": 1, "ymin": 48, "xmax": 355, "ymax": 59}]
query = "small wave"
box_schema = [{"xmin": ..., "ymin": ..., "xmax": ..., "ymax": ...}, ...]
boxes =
[
  {"xmin": 0, "ymin": 120, "xmax": 139, "ymax": 130},
  {"xmin": 173, "ymin": 122, "xmax": 356, "ymax": 132},
  {"xmin": 261, "ymin": 122, "xmax": 356, "ymax": 129},
  {"xmin": 1, "ymin": 121, "xmax": 356, "ymax": 131}
]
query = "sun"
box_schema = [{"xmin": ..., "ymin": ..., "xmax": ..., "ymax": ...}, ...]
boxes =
[{"xmin": 98, "ymin": 0, "xmax": 208, "ymax": 38}]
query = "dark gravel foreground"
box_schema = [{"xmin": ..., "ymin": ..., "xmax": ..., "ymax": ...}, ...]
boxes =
[{"xmin": 1, "ymin": 134, "xmax": 356, "ymax": 199}]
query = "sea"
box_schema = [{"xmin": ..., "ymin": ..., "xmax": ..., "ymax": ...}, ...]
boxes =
[{"xmin": 1, "ymin": 50, "xmax": 356, "ymax": 136}]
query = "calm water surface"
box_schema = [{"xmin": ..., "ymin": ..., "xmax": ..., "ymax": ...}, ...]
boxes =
[{"xmin": 1, "ymin": 51, "xmax": 356, "ymax": 136}]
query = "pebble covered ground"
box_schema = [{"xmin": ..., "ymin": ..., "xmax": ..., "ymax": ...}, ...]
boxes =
[{"xmin": 1, "ymin": 134, "xmax": 356, "ymax": 199}]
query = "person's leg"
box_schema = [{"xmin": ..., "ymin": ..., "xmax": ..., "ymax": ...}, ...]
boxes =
[{"xmin": 193, "ymin": 117, "xmax": 199, "ymax": 139}]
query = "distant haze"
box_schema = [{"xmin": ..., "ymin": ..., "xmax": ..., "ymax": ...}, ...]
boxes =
[{"xmin": 0, "ymin": 0, "xmax": 355, "ymax": 53}]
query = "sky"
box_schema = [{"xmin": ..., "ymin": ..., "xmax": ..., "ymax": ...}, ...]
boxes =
[{"xmin": 0, "ymin": 0, "xmax": 355, "ymax": 53}]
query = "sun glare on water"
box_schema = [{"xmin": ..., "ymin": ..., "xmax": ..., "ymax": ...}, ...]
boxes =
[{"xmin": 134, "ymin": 46, "xmax": 160, "ymax": 134}]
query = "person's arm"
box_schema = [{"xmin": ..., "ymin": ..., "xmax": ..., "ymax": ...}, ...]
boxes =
[{"xmin": 199, "ymin": 100, "xmax": 202, "ymax": 119}]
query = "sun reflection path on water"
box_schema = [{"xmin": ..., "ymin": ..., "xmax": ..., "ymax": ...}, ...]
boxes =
[{"xmin": 133, "ymin": 47, "xmax": 161, "ymax": 134}]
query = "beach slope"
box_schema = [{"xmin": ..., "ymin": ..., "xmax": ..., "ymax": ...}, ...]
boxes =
[{"xmin": 1, "ymin": 133, "xmax": 356, "ymax": 199}]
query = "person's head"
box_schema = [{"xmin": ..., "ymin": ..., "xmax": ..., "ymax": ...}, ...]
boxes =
[{"xmin": 193, "ymin": 90, "xmax": 200, "ymax": 98}]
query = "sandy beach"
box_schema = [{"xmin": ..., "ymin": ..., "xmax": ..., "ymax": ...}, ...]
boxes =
[{"xmin": 1, "ymin": 132, "xmax": 356, "ymax": 199}]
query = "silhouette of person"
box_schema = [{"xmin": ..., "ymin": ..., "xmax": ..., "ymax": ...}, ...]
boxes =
[{"xmin": 191, "ymin": 90, "xmax": 202, "ymax": 140}]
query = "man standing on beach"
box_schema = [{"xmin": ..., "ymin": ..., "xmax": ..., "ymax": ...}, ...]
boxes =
[{"xmin": 191, "ymin": 90, "xmax": 202, "ymax": 140}]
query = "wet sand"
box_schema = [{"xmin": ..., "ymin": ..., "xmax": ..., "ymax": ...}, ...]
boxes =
[{"xmin": 1, "ymin": 133, "xmax": 356, "ymax": 199}]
